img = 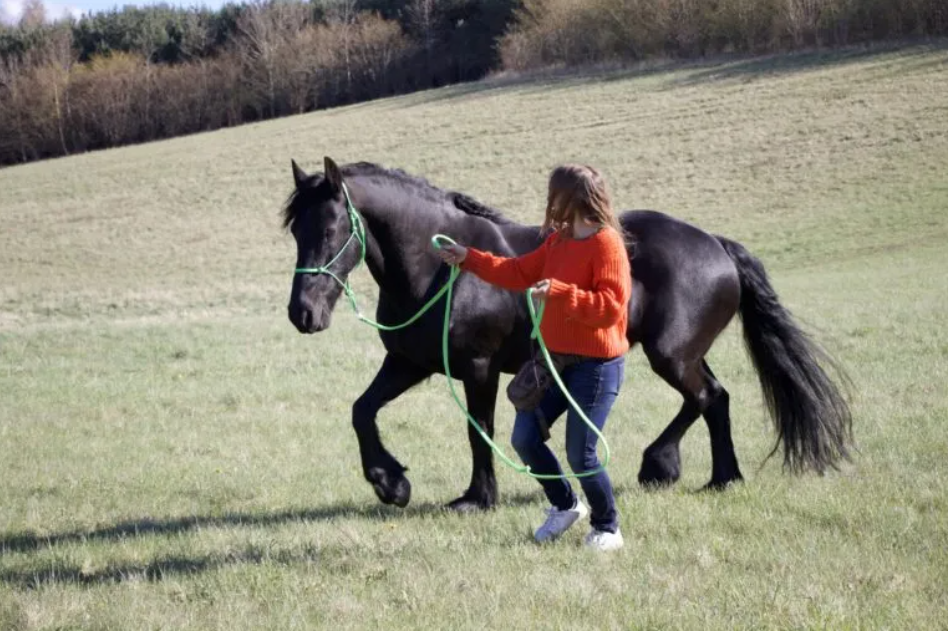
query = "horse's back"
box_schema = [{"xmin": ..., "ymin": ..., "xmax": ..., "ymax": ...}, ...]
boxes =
[{"xmin": 621, "ymin": 210, "xmax": 733, "ymax": 266}]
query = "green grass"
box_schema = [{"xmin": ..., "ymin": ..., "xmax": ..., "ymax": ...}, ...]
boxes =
[{"xmin": 2, "ymin": 44, "xmax": 948, "ymax": 629}]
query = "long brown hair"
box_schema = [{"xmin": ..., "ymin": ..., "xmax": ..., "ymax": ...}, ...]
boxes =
[{"xmin": 542, "ymin": 164, "xmax": 623, "ymax": 237}]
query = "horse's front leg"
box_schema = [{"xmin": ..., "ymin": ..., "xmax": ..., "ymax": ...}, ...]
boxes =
[
  {"xmin": 449, "ymin": 360, "xmax": 500, "ymax": 512},
  {"xmin": 353, "ymin": 353, "xmax": 431, "ymax": 507}
]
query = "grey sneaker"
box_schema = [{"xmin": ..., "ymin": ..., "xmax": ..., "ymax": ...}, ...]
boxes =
[
  {"xmin": 534, "ymin": 500, "xmax": 588, "ymax": 543},
  {"xmin": 584, "ymin": 528, "xmax": 624, "ymax": 551}
]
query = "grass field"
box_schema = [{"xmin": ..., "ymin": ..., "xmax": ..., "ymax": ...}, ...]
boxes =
[{"xmin": 2, "ymin": 43, "xmax": 948, "ymax": 630}]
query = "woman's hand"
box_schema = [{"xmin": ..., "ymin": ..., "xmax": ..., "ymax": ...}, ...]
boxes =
[
  {"xmin": 436, "ymin": 243, "xmax": 468, "ymax": 266},
  {"xmin": 530, "ymin": 279, "xmax": 552, "ymax": 300}
]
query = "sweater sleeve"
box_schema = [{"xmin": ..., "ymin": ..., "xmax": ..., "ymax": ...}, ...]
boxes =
[
  {"xmin": 546, "ymin": 232, "xmax": 631, "ymax": 328},
  {"xmin": 461, "ymin": 237, "xmax": 549, "ymax": 291}
]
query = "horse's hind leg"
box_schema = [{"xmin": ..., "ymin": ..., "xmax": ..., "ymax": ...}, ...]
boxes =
[
  {"xmin": 637, "ymin": 352, "xmax": 705, "ymax": 487},
  {"xmin": 353, "ymin": 353, "xmax": 431, "ymax": 508},
  {"xmin": 638, "ymin": 354, "xmax": 742, "ymax": 489},
  {"xmin": 702, "ymin": 362, "xmax": 743, "ymax": 489}
]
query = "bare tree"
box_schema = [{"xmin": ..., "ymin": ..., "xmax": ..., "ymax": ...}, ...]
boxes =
[
  {"xmin": 0, "ymin": 55, "xmax": 30, "ymax": 161},
  {"xmin": 234, "ymin": 0, "xmax": 311, "ymax": 117},
  {"xmin": 39, "ymin": 26, "xmax": 76, "ymax": 155},
  {"xmin": 0, "ymin": 23, "xmax": 75, "ymax": 161},
  {"xmin": 407, "ymin": 0, "xmax": 439, "ymax": 75},
  {"xmin": 784, "ymin": 0, "xmax": 824, "ymax": 46},
  {"xmin": 70, "ymin": 53, "xmax": 147, "ymax": 147},
  {"xmin": 19, "ymin": 0, "xmax": 46, "ymax": 29},
  {"xmin": 326, "ymin": 0, "xmax": 358, "ymax": 97},
  {"xmin": 350, "ymin": 13, "xmax": 412, "ymax": 96}
]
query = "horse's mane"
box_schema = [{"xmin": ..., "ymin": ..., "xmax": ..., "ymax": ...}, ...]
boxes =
[
  {"xmin": 283, "ymin": 162, "xmax": 513, "ymax": 229},
  {"xmin": 450, "ymin": 191, "xmax": 514, "ymax": 224}
]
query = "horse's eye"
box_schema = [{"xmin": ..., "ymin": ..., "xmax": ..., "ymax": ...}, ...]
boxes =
[{"xmin": 324, "ymin": 227, "xmax": 337, "ymax": 240}]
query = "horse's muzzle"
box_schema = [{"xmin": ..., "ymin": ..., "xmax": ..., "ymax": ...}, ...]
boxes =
[{"xmin": 288, "ymin": 303, "xmax": 330, "ymax": 334}]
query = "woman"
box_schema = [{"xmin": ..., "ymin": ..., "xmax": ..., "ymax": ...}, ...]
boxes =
[{"xmin": 436, "ymin": 164, "xmax": 632, "ymax": 551}]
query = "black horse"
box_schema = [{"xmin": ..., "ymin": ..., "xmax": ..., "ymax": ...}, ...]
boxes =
[{"xmin": 285, "ymin": 157, "xmax": 852, "ymax": 511}]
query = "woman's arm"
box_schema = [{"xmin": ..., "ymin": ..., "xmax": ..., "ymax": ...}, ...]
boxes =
[{"xmin": 459, "ymin": 239, "xmax": 550, "ymax": 292}]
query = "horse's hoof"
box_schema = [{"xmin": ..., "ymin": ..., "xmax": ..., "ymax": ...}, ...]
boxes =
[
  {"xmin": 638, "ymin": 446, "xmax": 681, "ymax": 488},
  {"xmin": 446, "ymin": 497, "xmax": 491, "ymax": 513},
  {"xmin": 701, "ymin": 473, "xmax": 744, "ymax": 492},
  {"xmin": 367, "ymin": 467, "xmax": 412, "ymax": 508},
  {"xmin": 447, "ymin": 489, "xmax": 495, "ymax": 513}
]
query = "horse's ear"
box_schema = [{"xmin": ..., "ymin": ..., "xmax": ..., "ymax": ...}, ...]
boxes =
[
  {"xmin": 291, "ymin": 159, "xmax": 308, "ymax": 189},
  {"xmin": 324, "ymin": 156, "xmax": 343, "ymax": 195}
]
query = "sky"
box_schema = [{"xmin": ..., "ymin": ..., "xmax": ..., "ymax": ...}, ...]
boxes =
[{"xmin": 0, "ymin": 0, "xmax": 229, "ymax": 24}]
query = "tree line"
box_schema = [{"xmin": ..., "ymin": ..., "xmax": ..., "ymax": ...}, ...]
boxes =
[
  {"xmin": 499, "ymin": 0, "xmax": 948, "ymax": 69},
  {"xmin": 0, "ymin": 0, "xmax": 517, "ymax": 165},
  {"xmin": 1, "ymin": 0, "xmax": 945, "ymax": 167}
]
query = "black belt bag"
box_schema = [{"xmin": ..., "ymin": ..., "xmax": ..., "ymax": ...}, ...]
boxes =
[{"xmin": 506, "ymin": 352, "xmax": 583, "ymax": 413}]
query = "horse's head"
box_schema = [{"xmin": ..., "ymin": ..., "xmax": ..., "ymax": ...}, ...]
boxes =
[{"xmin": 285, "ymin": 156, "xmax": 359, "ymax": 334}]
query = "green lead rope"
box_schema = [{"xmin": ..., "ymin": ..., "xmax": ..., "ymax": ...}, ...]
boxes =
[{"xmin": 296, "ymin": 184, "xmax": 610, "ymax": 479}]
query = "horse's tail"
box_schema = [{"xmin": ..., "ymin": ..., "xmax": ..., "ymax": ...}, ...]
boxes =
[{"xmin": 716, "ymin": 236, "xmax": 853, "ymax": 474}]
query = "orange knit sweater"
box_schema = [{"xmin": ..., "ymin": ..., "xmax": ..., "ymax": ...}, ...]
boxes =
[{"xmin": 462, "ymin": 228, "xmax": 632, "ymax": 358}]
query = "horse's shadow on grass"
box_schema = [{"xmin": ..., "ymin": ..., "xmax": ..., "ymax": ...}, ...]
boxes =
[
  {"xmin": 1, "ymin": 553, "xmax": 228, "ymax": 588},
  {"xmin": 0, "ymin": 491, "xmax": 556, "ymax": 588},
  {"xmin": 0, "ymin": 485, "xmax": 669, "ymax": 588},
  {"xmin": 0, "ymin": 490, "xmax": 558, "ymax": 554},
  {"xmin": 0, "ymin": 499, "xmax": 470, "ymax": 554}
]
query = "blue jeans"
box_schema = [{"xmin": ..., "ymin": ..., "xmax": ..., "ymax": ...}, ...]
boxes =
[{"xmin": 511, "ymin": 355, "xmax": 625, "ymax": 533}]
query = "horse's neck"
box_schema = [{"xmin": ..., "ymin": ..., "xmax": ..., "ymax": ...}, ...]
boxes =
[
  {"xmin": 352, "ymin": 180, "xmax": 454, "ymax": 303},
  {"xmin": 351, "ymin": 177, "xmax": 541, "ymax": 301}
]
